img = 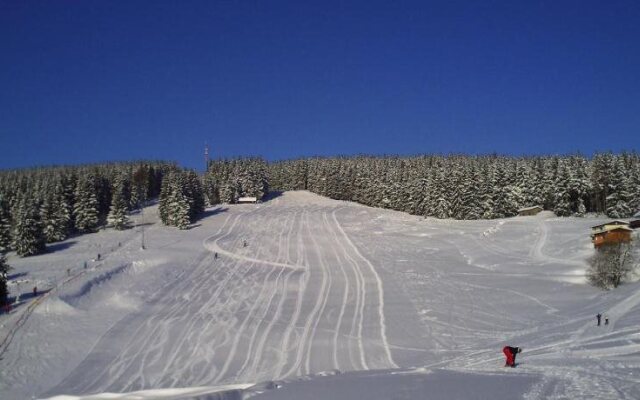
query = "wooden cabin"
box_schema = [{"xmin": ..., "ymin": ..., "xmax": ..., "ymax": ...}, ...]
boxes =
[
  {"xmin": 517, "ymin": 206, "xmax": 544, "ymax": 216},
  {"xmin": 591, "ymin": 225, "xmax": 633, "ymax": 248}
]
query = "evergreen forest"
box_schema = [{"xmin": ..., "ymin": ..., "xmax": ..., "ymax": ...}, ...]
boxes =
[
  {"xmin": 2, "ymin": 152, "xmax": 640, "ymax": 258},
  {"xmin": 265, "ymin": 153, "xmax": 640, "ymax": 219},
  {"xmin": 0, "ymin": 162, "xmax": 172, "ymax": 258}
]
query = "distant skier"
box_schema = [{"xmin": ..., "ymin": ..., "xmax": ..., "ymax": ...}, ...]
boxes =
[
  {"xmin": 33, "ymin": 286, "xmax": 37, "ymax": 297},
  {"xmin": 503, "ymin": 346, "xmax": 521, "ymax": 367},
  {"xmin": 243, "ymin": 240, "xmax": 247, "ymax": 248},
  {"xmin": 604, "ymin": 315, "xmax": 609, "ymax": 325},
  {"xmin": 97, "ymin": 253, "xmax": 101, "ymax": 261},
  {"xmin": 214, "ymin": 252, "xmax": 218, "ymax": 260},
  {"xmin": 597, "ymin": 313, "xmax": 602, "ymax": 326}
]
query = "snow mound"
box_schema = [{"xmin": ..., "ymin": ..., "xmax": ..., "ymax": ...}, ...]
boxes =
[
  {"xmin": 131, "ymin": 257, "xmax": 168, "ymax": 274},
  {"xmin": 44, "ymin": 383, "xmax": 253, "ymax": 400},
  {"xmin": 59, "ymin": 264, "xmax": 130, "ymax": 309},
  {"xmin": 42, "ymin": 369, "xmax": 544, "ymax": 400},
  {"xmin": 35, "ymin": 297, "xmax": 79, "ymax": 316},
  {"xmin": 105, "ymin": 292, "xmax": 141, "ymax": 311}
]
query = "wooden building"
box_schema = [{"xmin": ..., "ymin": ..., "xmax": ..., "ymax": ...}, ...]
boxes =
[
  {"xmin": 591, "ymin": 225, "xmax": 633, "ymax": 248},
  {"xmin": 517, "ymin": 206, "xmax": 544, "ymax": 216}
]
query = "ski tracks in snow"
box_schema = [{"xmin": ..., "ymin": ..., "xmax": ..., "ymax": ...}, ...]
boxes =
[
  {"xmin": 202, "ymin": 201, "xmax": 398, "ymax": 380},
  {"xmin": 46, "ymin": 196, "xmax": 399, "ymax": 397}
]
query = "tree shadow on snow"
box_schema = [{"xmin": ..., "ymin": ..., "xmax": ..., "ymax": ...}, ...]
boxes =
[
  {"xmin": 2, "ymin": 289, "xmax": 52, "ymax": 314},
  {"xmin": 46, "ymin": 241, "xmax": 77, "ymax": 253},
  {"xmin": 201, "ymin": 207, "xmax": 228, "ymax": 219},
  {"xmin": 131, "ymin": 222, "xmax": 154, "ymax": 228},
  {"xmin": 188, "ymin": 207, "xmax": 228, "ymax": 229},
  {"xmin": 261, "ymin": 191, "xmax": 284, "ymax": 202},
  {"xmin": 7, "ymin": 271, "xmax": 28, "ymax": 280}
]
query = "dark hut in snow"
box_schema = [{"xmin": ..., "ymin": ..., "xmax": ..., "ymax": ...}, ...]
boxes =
[{"xmin": 517, "ymin": 206, "xmax": 544, "ymax": 216}]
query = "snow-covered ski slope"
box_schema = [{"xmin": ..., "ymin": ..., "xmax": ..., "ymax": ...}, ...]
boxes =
[{"xmin": 1, "ymin": 191, "xmax": 639, "ymax": 399}]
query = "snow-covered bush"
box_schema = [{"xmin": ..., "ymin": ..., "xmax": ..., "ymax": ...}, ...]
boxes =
[{"xmin": 587, "ymin": 243, "xmax": 638, "ymax": 289}]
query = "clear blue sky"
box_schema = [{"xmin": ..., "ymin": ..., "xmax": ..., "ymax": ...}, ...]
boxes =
[{"xmin": 1, "ymin": 0, "xmax": 639, "ymax": 171}]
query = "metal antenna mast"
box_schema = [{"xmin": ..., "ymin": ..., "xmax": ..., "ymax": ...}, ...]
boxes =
[{"xmin": 204, "ymin": 142, "xmax": 210, "ymax": 172}]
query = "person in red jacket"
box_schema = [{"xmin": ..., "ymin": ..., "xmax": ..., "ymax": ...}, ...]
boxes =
[{"xmin": 503, "ymin": 346, "xmax": 521, "ymax": 367}]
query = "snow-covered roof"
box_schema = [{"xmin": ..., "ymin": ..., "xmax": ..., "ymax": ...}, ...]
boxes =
[
  {"xmin": 590, "ymin": 220, "xmax": 629, "ymax": 229},
  {"xmin": 634, "ymin": 210, "xmax": 640, "ymax": 218},
  {"xmin": 591, "ymin": 225, "xmax": 634, "ymax": 236},
  {"xmin": 517, "ymin": 205, "xmax": 543, "ymax": 212}
]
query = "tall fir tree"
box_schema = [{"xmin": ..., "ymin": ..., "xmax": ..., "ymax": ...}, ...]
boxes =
[
  {"xmin": 40, "ymin": 193, "xmax": 60, "ymax": 243},
  {"xmin": 0, "ymin": 253, "xmax": 11, "ymax": 306},
  {"xmin": 606, "ymin": 156, "xmax": 632, "ymax": 218},
  {"xmin": 12, "ymin": 197, "xmax": 46, "ymax": 257},
  {"xmin": 107, "ymin": 176, "xmax": 130, "ymax": 230},
  {"xmin": 74, "ymin": 176, "xmax": 100, "ymax": 232},
  {"xmin": 0, "ymin": 195, "xmax": 11, "ymax": 253},
  {"xmin": 553, "ymin": 161, "xmax": 573, "ymax": 217}
]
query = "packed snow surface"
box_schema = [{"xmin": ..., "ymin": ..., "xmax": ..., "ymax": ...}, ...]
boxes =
[{"xmin": 1, "ymin": 191, "xmax": 639, "ymax": 399}]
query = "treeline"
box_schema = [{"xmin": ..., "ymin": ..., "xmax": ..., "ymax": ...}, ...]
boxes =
[
  {"xmin": 0, "ymin": 162, "xmax": 172, "ymax": 257},
  {"xmin": 268, "ymin": 153, "xmax": 640, "ymax": 219},
  {"xmin": 204, "ymin": 158, "xmax": 269, "ymax": 204}
]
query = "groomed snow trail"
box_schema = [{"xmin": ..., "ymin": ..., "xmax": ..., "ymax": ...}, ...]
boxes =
[
  {"xmin": 4, "ymin": 191, "xmax": 640, "ymax": 400},
  {"xmin": 42, "ymin": 192, "xmax": 399, "ymax": 397}
]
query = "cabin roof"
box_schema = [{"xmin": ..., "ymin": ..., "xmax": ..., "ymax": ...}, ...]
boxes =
[
  {"xmin": 591, "ymin": 225, "xmax": 634, "ymax": 236},
  {"xmin": 517, "ymin": 205, "xmax": 543, "ymax": 212},
  {"xmin": 590, "ymin": 220, "xmax": 629, "ymax": 229}
]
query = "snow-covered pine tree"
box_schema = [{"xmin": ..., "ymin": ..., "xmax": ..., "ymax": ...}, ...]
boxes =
[
  {"xmin": 74, "ymin": 176, "xmax": 100, "ymax": 232},
  {"xmin": 479, "ymin": 164, "xmax": 496, "ymax": 219},
  {"xmin": 448, "ymin": 162, "xmax": 465, "ymax": 219},
  {"xmin": 526, "ymin": 158, "xmax": 546, "ymax": 208},
  {"xmin": 131, "ymin": 165, "xmax": 149, "ymax": 210},
  {"xmin": 606, "ymin": 156, "xmax": 633, "ymax": 218},
  {"xmin": 185, "ymin": 170, "xmax": 205, "ymax": 220},
  {"xmin": 541, "ymin": 157, "xmax": 558, "ymax": 211},
  {"xmin": 53, "ymin": 182, "xmax": 72, "ymax": 240},
  {"xmin": 219, "ymin": 181, "xmax": 238, "ymax": 204},
  {"xmin": 203, "ymin": 169, "xmax": 221, "ymax": 206},
  {"xmin": 12, "ymin": 196, "xmax": 46, "ymax": 257},
  {"xmin": 492, "ymin": 163, "xmax": 516, "ymax": 218},
  {"xmin": 175, "ymin": 194, "xmax": 191, "ymax": 230},
  {"xmin": 166, "ymin": 178, "xmax": 191, "ymax": 229},
  {"xmin": 590, "ymin": 153, "xmax": 611, "ymax": 214},
  {"xmin": 553, "ymin": 160, "xmax": 573, "ymax": 217},
  {"xmin": 158, "ymin": 171, "xmax": 173, "ymax": 225},
  {"xmin": 158, "ymin": 169, "xmax": 204, "ymax": 228},
  {"xmin": 107, "ymin": 176, "xmax": 130, "ymax": 230},
  {"xmin": 40, "ymin": 193, "xmax": 60, "ymax": 243},
  {"xmin": 0, "ymin": 253, "xmax": 11, "ymax": 306},
  {"xmin": 629, "ymin": 161, "xmax": 640, "ymax": 214},
  {"xmin": 568, "ymin": 156, "xmax": 591, "ymax": 215},
  {"xmin": 460, "ymin": 164, "xmax": 482, "ymax": 220},
  {"xmin": 0, "ymin": 194, "xmax": 11, "ymax": 253}
]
